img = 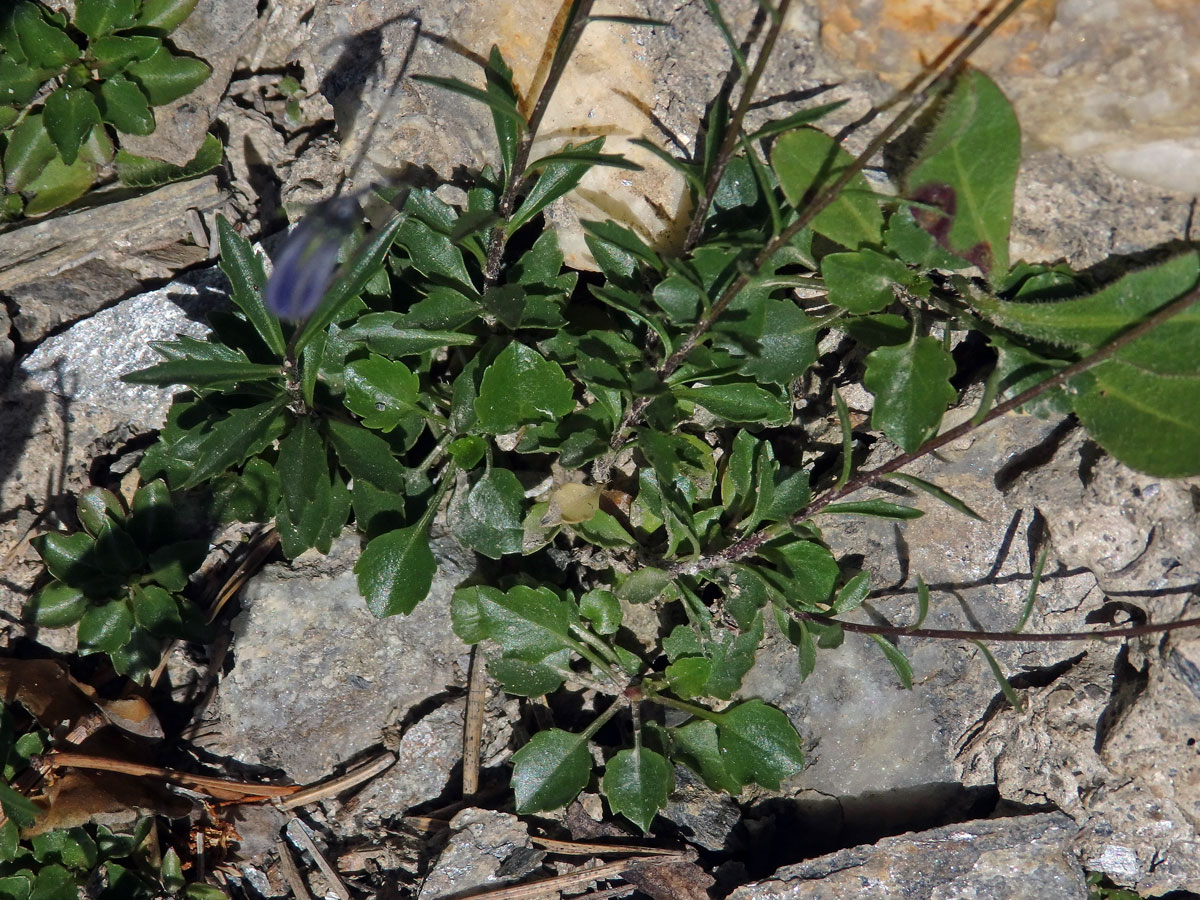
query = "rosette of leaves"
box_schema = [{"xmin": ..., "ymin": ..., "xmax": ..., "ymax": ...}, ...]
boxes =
[
  {"xmin": 25, "ymin": 481, "xmax": 210, "ymax": 683},
  {"xmin": 0, "ymin": 0, "xmax": 212, "ymax": 218}
]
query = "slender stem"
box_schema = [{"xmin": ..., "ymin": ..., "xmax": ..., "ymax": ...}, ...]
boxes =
[
  {"xmin": 570, "ymin": 623, "xmax": 626, "ymax": 674},
  {"xmin": 640, "ymin": 691, "xmax": 722, "ymax": 724},
  {"xmin": 606, "ymin": 0, "xmax": 1030, "ymax": 451},
  {"xmin": 579, "ymin": 695, "xmax": 625, "ymax": 741},
  {"xmin": 682, "ymin": 0, "xmax": 795, "ymax": 252},
  {"xmin": 675, "ymin": 281, "xmax": 1200, "ymax": 575},
  {"xmin": 484, "ymin": 0, "xmax": 596, "ymax": 285},
  {"xmin": 791, "ymin": 607, "xmax": 1200, "ymax": 644}
]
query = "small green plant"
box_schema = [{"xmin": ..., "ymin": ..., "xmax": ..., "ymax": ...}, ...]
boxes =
[
  {"xmin": 0, "ymin": 703, "xmax": 223, "ymax": 900},
  {"xmin": 111, "ymin": 0, "xmax": 1200, "ymax": 836},
  {"xmin": 0, "ymin": 0, "xmax": 212, "ymax": 218},
  {"xmin": 26, "ymin": 481, "xmax": 211, "ymax": 684}
]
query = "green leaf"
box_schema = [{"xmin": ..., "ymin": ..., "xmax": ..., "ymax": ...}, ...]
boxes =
[
  {"xmin": 76, "ymin": 486, "xmax": 124, "ymax": 536},
  {"xmin": 159, "ymin": 848, "xmax": 184, "ymax": 893},
  {"xmin": 821, "ymin": 249, "xmax": 915, "ymax": 314},
  {"xmin": 125, "ymin": 45, "xmax": 211, "ymax": 106},
  {"xmin": 0, "ymin": 782, "xmax": 39, "ymax": 830},
  {"xmin": 77, "ymin": 600, "xmax": 134, "ymax": 654},
  {"xmin": 130, "ymin": 584, "xmax": 182, "ymax": 636},
  {"xmin": 674, "ymin": 383, "xmax": 792, "ymax": 425},
  {"xmin": 904, "ymin": 68, "xmax": 1019, "ymax": 279},
  {"xmin": 25, "ymin": 582, "xmax": 87, "ymax": 628},
  {"xmin": 1013, "ymin": 544, "xmax": 1048, "ymax": 633},
  {"xmin": 114, "ymin": 131, "xmax": 222, "ymax": 187},
  {"xmin": 484, "ymin": 45, "xmax": 521, "ymax": 180},
  {"xmin": 97, "ymin": 73, "xmax": 155, "ymax": 135},
  {"xmin": 716, "ymin": 699, "xmax": 805, "ymax": 790},
  {"xmin": 912, "ymin": 575, "xmax": 931, "ymax": 628},
  {"xmin": 831, "ymin": 571, "xmax": 871, "ymax": 614},
  {"xmin": 121, "ymin": 357, "xmax": 282, "ymax": 388},
  {"xmin": 395, "ymin": 215, "xmax": 472, "ymax": 285},
  {"xmin": 13, "ymin": 3, "xmax": 78, "ymax": 69},
  {"xmin": 3, "ymin": 113, "xmax": 55, "ymax": 192},
  {"xmin": 144, "ymin": 539, "xmax": 206, "ymax": 591},
  {"xmin": 863, "ymin": 334, "xmax": 957, "ymax": 452},
  {"xmin": 343, "ymin": 355, "xmax": 423, "ymax": 433},
  {"xmin": 215, "ymin": 216, "xmax": 286, "ymax": 358},
  {"xmin": 703, "ymin": 612, "xmax": 764, "ymax": 700},
  {"xmin": 340, "ymin": 313, "xmax": 477, "ymax": 358},
  {"xmin": 511, "ymin": 728, "xmax": 592, "ymax": 813},
  {"xmin": 0, "ymin": 55, "xmax": 54, "ymax": 110},
  {"xmin": 579, "ymin": 590, "xmax": 621, "ymax": 635},
  {"xmin": 869, "ymin": 633, "xmax": 913, "ymax": 688},
  {"xmin": 671, "ymin": 719, "xmax": 741, "ymax": 795},
  {"xmin": 276, "ymin": 416, "xmax": 332, "ymax": 551},
  {"xmin": 740, "ymin": 298, "xmax": 820, "ymax": 386},
  {"xmin": 21, "ymin": 152, "xmax": 95, "ymax": 216},
  {"xmin": 355, "ymin": 522, "xmax": 437, "ymax": 617},
  {"xmin": 602, "ymin": 747, "xmax": 674, "ymax": 833},
  {"xmin": 87, "ymin": 34, "xmax": 160, "ymax": 79},
  {"xmin": 486, "ymin": 653, "xmax": 569, "ymax": 697},
  {"xmin": 615, "ymin": 568, "xmax": 676, "ymax": 606},
  {"xmin": 509, "ymin": 137, "xmax": 608, "ymax": 233},
  {"xmin": 666, "ymin": 656, "xmax": 711, "ymax": 699},
  {"xmin": 135, "ymin": 0, "xmax": 200, "ymax": 32},
  {"xmin": 759, "ymin": 540, "xmax": 839, "ymax": 610},
  {"xmin": 326, "ymin": 418, "xmax": 408, "ymax": 493},
  {"xmin": 745, "ymin": 99, "xmax": 850, "ymax": 141},
  {"xmin": 819, "ymin": 499, "xmax": 923, "ymax": 520},
  {"xmin": 75, "ymin": 0, "xmax": 137, "ymax": 38},
  {"xmin": 181, "ymin": 398, "xmax": 288, "ymax": 489},
  {"xmin": 451, "ymin": 584, "xmax": 576, "ymax": 660},
  {"xmin": 771, "ymin": 127, "xmax": 883, "ymax": 249},
  {"xmin": 475, "ymin": 342, "xmax": 575, "ymax": 433},
  {"xmin": 126, "ymin": 478, "xmax": 176, "ymax": 548},
  {"xmin": 452, "ymin": 467, "xmax": 525, "ymax": 558},
  {"xmin": 885, "ymin": 472, "xmax": 984, "ymax": 520},
  {"xmin": 31, "ymin": 532, "xmax": 97, "ymax": 585},
  {"xmin": 42, "ymin": 86, "xmax": 99, "ymax": 166}
]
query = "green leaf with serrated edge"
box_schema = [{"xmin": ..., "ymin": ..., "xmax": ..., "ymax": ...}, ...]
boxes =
[
  {"xmin": 0, "ymin": 55, "xmax": 51, "ymax": 110},
  {"xmin": 209, "ymin": 457, "xmax": 279, "ymax": 523},
  {"xmin": 121, "ymin": 358, "xmax": 282, "ymax": 388},
  {"xmin": 13, "ymin": 4, "xmax": 78, "ymax": 68},
  {"xmin": 480, "ymin": 283, "xmax": 526, "ymax": 329},
  {"xmin": 771, "ymin": 127, "xmax": 883, "ymax": 249},
  {"xmin": 602, "ymin": 747, "xmax": 673, "ymax": 833},
  {"xmin": 135, "ymin": 0, "xmax": 199, "ymax": 32},
  {"xmin": 509, "ymin": 137, "xmax": 609, "ymax": 233},
  {"xmin": 885, "ymin": 472, "xmax": 984, "ymax": 520},
  {"xmin": 715, "ymin": 700, "xmax": 805, "ymax": 790},
  {"xmin": 475, "ymin": 342, "xmax": 575, "ymax": 433},
  {"xmin": 77, "ymin": 600, "xmax": 134, "ymax": 654},
  {"xmin": 130, "ymin": 584, "xmax": 182, "ymax": 636},
  {"xmin": 3, "ymin": 113, "xmax": 55, "ymax": 192},
  {"xmin": 42, "ymin": 86, "xmax": 99, "ymax": 166},
  {"xmin": 819, "ymin": 499, "xmax": 923, "ymax": 520},
  {"xmin": 1073, "ymin": 360, "xmax": 1200, "ymax": 477},
  {"xmin": 451, "ymin": 584, "xmax": 577, "ymax": 660},
  {"xmin": 974, "ymin": 252, "xmax": 1200, "ymax": 375},
  {"xmin": 511, "ymin": 728, "xmax": 592, "ymax": 813},
  {"xmin": 911, "ymin": 575, "xmax": 931, "ymax": 629},
  {"xmin": 452, "ymin": 467, "xmax": 525, "ymax": 558},
  {"xmin": 745, "ymin": 99, "xmax": 850, "ymax": 141},
  {"xmin": 97, "ymin": 72, "xmax": 155, "ymax": 135},
  {"xmin": 396, "ymin": 216, "xmax": 472, "ymax": 284},
  {"xmin": 971, "ymin": 640, "xmax": 1022, "ymax": 710},
  {"xmin": 144, "ymin": 539, "xmax": 206, "ymax": 592},
  {"xmin": 114, "ymin": 132, "xmax": 222, "ymax": 187},
  {"xmin": 412, "ymin": 72, "xmax": 523, "ymax": 123},
  {"xmin": 579, "ymin": 590, "xmax": 621, "ymax": 635},
  {"xmin": 213, "ymin": 216, "xmax": 286, "ymax": 357},
  {"xmin": 88, "ymin": 34, "xmax": 160, "ymax": 79},
  {"xmin": 741, "ymin": 298, "xmax": 820, "ymax": 386},
  {"xmin": 616, "ymin": 568, "xmax": 676, "ymax": 605},
  {"xmin": 22, "ymin": 153, "xmax": 95, "ymax": 216},
  {"xmin": 904, "ymin": 68, "xmax": 1018, "ymax": 279},
  {"xmin": 293, "ymin": 209, "xmax": 408, "ymax": 356},
  {"xmin": 863, "ymin": 334, "xmax": 957, "ymax": 452},
  {"xmin": 486, "ymin": 653, "xmax": 568, "ymax": 697},
  {"xmin": 277, "ymin": 466, "xmax": 350, "ymax": 558},
  {"xmin": 831, "ymin": 571, "xmax": 871, "ymax": 614},
  {"xmin": 870, "ymin": 633, "xmax": 913, "ymax": 688},
  {"xmin": 126, "ymin": 45, "xmax": 210, "ymax": 106},
  {"xmin": 341, "ymin": 316, "xmax": 476, "ymax": 359},
  {"xmin": 671, "ymin": 719, "xmax": 742, "ymax": 795},
  {"xmin": 76, "ymin": 0, "xmax": 136, "ymax": 38},
  {"xmin": 704, "ymin": 612, "xmax": 764, "ymax": 699},
  {"xmin": 674, "ymin": 383, "xmax": 791, "ymax": 425},
  {"xmin": 181, "ymin": 398, "xmax": 288, "ymax": 489},
  {"xmin": 821, "ymin": 249, "xmax": 914, "ymax": 314},
  {"xmin": 276, "ymin": 417, "xmax": 330, "ymax": 550},
  {"xmin": 666, "ymin": 657, "xmax": 711, "ymax": 699},
  {"xmin": 326, "ymin": 418, "xmax": 407, "ymax": 493},
  {"xmin": 25, "ymin": 582, "xmax": 87, "ymax": 628},
  {"xmin": 343, "ymin": 354, "xmax": 422, "ymax": 432},
  {"xmin": 355, "ymin": 522, "xmax": 437, "ymax": 617}
]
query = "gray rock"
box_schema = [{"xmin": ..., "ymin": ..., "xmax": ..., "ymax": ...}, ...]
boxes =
[
  {"xmin": 728, "ymin": 813, "xmax": 1086, "ymax": 900},
  {"xmin": 196, "ymin": 528, "xmax": 475, "ymax": 784},
  {"xmin": 416, "ymin": 808, "xmax": 533, "ymax": 900}
]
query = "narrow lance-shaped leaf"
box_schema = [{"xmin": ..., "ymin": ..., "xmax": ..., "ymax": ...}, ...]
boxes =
[{"xmin": 216, "ymin": 216, "xmax": 286, "ymax": 357}]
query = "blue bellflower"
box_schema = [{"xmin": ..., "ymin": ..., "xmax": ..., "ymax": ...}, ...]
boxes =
[{"xmin": 264, "ymin": 194, "xmax": 363, "ymax": 321}]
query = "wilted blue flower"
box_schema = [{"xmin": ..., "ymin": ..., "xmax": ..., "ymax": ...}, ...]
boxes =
[{"xmin": 264, "ymin": 194, "xmax": 362, "ymax": 321}]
